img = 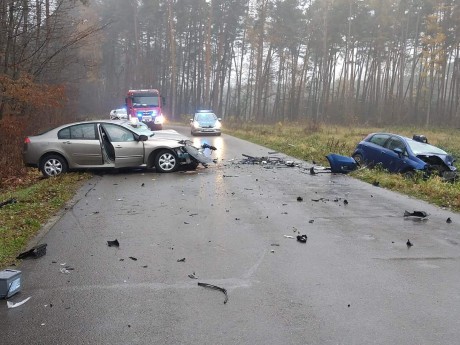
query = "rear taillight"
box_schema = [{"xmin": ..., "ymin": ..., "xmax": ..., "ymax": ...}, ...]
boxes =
[{"xmin": 24, "ymin": 137, "xmax": 31, "ymax": 144}]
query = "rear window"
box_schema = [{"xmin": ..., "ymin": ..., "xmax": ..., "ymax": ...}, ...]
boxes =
[{"xmin": 369, "ymin": 134, "xmax": 390, "ymax": 147}]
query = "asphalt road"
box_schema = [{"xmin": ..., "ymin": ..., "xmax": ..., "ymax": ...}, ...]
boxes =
[{"xmin": 2, "ymin": 126, "xmax": 460, "ymax": 345}]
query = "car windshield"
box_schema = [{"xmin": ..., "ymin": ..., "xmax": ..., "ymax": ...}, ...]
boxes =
[
  {"xmin": 196, "ymin": 113, "xmax": 216, "ymax": 122},
  {"xmin": 132, "ymin": 96, "xmax": 159, "ymax": 108},
  {"xmin": 407, "ymin": 139, "xmax": 447, "ymax": 155}
]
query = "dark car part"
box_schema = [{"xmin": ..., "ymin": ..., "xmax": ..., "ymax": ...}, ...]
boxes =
[
  {"xmin": 198, "ymin": 282, "xmax": 228, "ymax": 304},
  {"xmin": 16, "ymin": 243, "xmax": 47, "ymax": 259},
  {"xmin": 182, "ymin": 144, "xmax": 214, "ymax": 167},
  {"xmin": 413, "ymin": 135, "xmax": 428, "ymax": 143}
]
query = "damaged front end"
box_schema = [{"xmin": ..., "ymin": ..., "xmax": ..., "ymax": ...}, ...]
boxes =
[
  {"xmin": 417, "ymin": 154, "xmax": 457, "ymax": 181},
  {"xmin": 176, "ymin": 141, "xmax": 216, "ymax": 168}
]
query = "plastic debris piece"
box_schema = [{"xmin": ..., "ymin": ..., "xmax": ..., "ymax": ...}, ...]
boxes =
[
  {"xmin": 284, "ymin": 235, "xmax": 295, "ymax": 239},
  {"xmin": 7, "ymin": 297, "xmax": 31, "ymax": 309},
  {"xmin": 406, "ymin": 239, "xmax": 413, "ymax": 247},
  {"xmin": 107, "ymin": 239, "xmax": 120, "ymax": 247},
  {"xmin": 446, "ymin": 217, "xmax": 452, "ymax": 223},
  {"xmin": 297, "ymin": 196, "xmax": 303, "ymax": 202},
  {"xmin": 177, "ymin": 258, "xmax": 186, "ymax": 262},
  {"xmin": 188, "ymin": 272, "xmax": 198, "ymax": 279},
  {"xmin": 308, "ymin": 220, "xmax": 314, "ymax": 223},
  {"xmin": 344, "ymin": 199, "xmax": 349, "ymax": 205},
  {"xmin": 0, "ymin": 198, "xmax": 17, "ymax": 209},
  {"xmin": 372, "ymin": 181, "xmax": 380, "ymax": 187},
  {"xmin": 404, "ymin": 210, "xmax": 428, "ymax": 218},
  {"xmin": 296, "ymin": 235, "xmax": 308, "ymax": 243},
  {"xmin": 198, "ymin": 282, "xmax": 228, "ymax": 304},
  {"xmin": 129, "ymin": 257, "xmax": 137, "ymax": 261},
  {"xmin": 16, "ymin": 243, "xmax": 47, "ymax": 259}
]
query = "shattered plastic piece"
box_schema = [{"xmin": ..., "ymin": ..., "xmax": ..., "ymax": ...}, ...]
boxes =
[
  {"xmin": 446, "ymin": 217, "xmax": 452, "ymax": 224},
  {"xmin": 309, "ymin": 220, "xmax": 314, "ymax": 223},
  {"xmin": 107, "ymin": 239, "xmax": 120, "ymax": 247},
  {"xmin": 296, "ymin": 235, "xmax": 308, "ymax": 243},
  {"xmin": 344, "ymin": 199, "xmax": 349, "ymax": 205},
  {"xmin": 177, "ymin": 258, "xmax": 186, "ymax": 262},
  {"xmin": 129, "ymin": 257, "xmax": 137, "ymax": 261},
  {"xmin": 284, "ymin": 235, "xmax": 295, "ymax": 239},
  {"xmin": 297, "ymin": 197, "xmax": 303, "ymax": 202},
  {"xmin": 0, "ymin": 198, "xmax": 17, "ymax": 209},
  {"xmin": 7, "ymin": 297, "xmax": 31, "ymax": 309},
  {"xmin": 404, "ymin": 210, "xmax": 428, "ymax": 218},
  {"xmin": 201, "ymin": 143, "xmax": 217, "ymax": 151},
  {"xmin": 141, "ymin": 183, "xmax": 145, "ymax": 187},
  {"xmin": 198, "ymin": 282, "xmax": 228, "ymax": 304},
  {"xmin": 406, "ymin": 239, "xmax": 413, "ymax": 247},
  {"xmin": 16, "ymin": 243, "xmax": 47, "ymax": 260},
  {"xmin": 372, "ymin": 181, "xmax": 380, "ymax": 187},
  {"xmin": 188, "ymin": 272, "xmax": 198, "ymax": 279}
]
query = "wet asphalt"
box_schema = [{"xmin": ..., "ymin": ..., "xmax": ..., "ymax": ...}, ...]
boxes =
[{"xmin": 1, "ymin": 125, "xmax": 460, "ymax": 344}]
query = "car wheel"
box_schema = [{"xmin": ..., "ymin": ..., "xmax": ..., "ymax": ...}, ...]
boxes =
[
  {"xmin": 39, "ymin": 154, "xmax": 68, "ymax": 177},
  {"xmin": 352, "ymin": 153, "xmax": 364, "ymax": 166},
  {"xmin": 154, "ymin": 149, "xmax": 178, "ymax": 173}
]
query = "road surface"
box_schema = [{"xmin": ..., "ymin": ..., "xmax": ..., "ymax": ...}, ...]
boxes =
[{"xmin": 1, "ymin": 126, "xmax": 460, "ymax": 344}]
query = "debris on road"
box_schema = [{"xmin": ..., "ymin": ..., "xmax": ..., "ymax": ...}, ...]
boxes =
[
  {"xmin": 271, "ymin": 243, "xmax": 280, "ymax": 246},
  {"xmin": 107, "ymin": 239, "xmax": 120, "ymax": 247},
  {"xmin": 16, "ymin": 243, "xmax": 47, "ymax": 260},
  {"xmin": 188, "ymin": 272, "xmax": 198, "ymax": 279},
  {"xmin": 446, "ymin": 217, "xmax": 452, "ymax": 223},
  {"xmin": 406, "ymin": 239, "xmax": 413, "ymax": 248},
  {"xmin": 0, "ymin": 198, "xmax": 17, "ymax": 209},
  {"xmin": 284, "ymin": 235, "xmax": 295, "ymax": 239},
  {"xmin": 404, "ymin": 210, "xmax": 428, "ymax": 219},
  {"xmin": 59, "ymin": 265, "xmax": 74, "ymax": 274},
  {"xmin": 7, "ymin": 297, "xmax": 31, "ymax": 309},
  {"xmin": 129, "ymin": 257, "xmax": 137, "ymax": 261},
  {"xmin": 372, "ymin": 181, "xmax": 380, "ymax": 187},
  {"xmin": 296, "ymin": 235, "xmax": 308, "ymax": 243},
  {"xmin": 177, "ymin": 258, "xmax": 186, "ymax": 262},
  {"xmin": 309, "ymin": 220, "xmax": 314, "ymax": 223},
  {"xmin": 198, "ymin": 282, "xmax": 228, "ymax": 304},
  {"xmin": 297, "ymin": 196, "xmax": 303, "ymax": 202}
]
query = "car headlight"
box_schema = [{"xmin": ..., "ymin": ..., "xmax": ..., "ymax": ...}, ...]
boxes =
[
  {"xmin": 215, "ymin": 121, "xmax": 222, "ymax": 129},
  {"xmin": 156, "ymin": 114, "xmax": 165, "ymax": 124},
  {"xmin": 192, "ymin": 121, "xmax": 200, "ymax": 128},
  {"xmin": 137, "ymin": 112, "xmax": 143, "ymax": 118}
]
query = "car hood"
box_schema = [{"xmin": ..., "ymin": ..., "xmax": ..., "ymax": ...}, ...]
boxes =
[
  {"xmin": 197, "ymin": 120, "xmax": 217, "ymax": 127},
  {"xmin": 150, "ymin": 130, "xmax": 189, "ymax": 141}
]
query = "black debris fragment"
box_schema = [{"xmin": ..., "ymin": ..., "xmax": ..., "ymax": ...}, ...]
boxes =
[
  {"xmin": 141, "ymin": 183, "xmax": 145, "ymax": 187},
  {"xmin": 308, "ymin": 220, "xmax": 314, "ymax": 224},
  {"xmin": 297, "ymin": 196, "xmax": 303, "ymax": 202},
  {"xmin": 188, "ymin": 272, "xmax": 198, "ymax": 279},
  {"xmin": 404, "ymin": 210, "xmax": 428, "ymax": 218},
  {"xmin": 142, "ymin": 265, "xmax": 148, "ymax": 268},
  {"xmin": 235, "ymin": 218, "xmax": 240, "ymax": 220},
  {"xmin": 0, "ymin": 198, "xmax": 17, "ymax": 208},
  {"xmin": 177, "ymin": 258, "xmax": 186, "ymax": 262},
  {"xmin": 271, "ymin": 243, "xmax": 280, "ymax": 246},
  {"xmin": 107, "ymin": 239, "xmax": 120, "ymax": 247},
  {"xmin": 201, "ymin": 143, "xmax": 217, "ymax": 151},
  {"xmin": 372, "ymin": 181, "xmax": 380, "ymax": 187},
  {"xmin": 184, "ymin": 222, "xmax": 190, "ymax": 224},
  {"xmin": 446, "ymin": 217, "xmax": 452, "ymax": 223},
  {"xmin": 198, "ymin": 282, "xmax": 228, "ymax": 304},
  {"xmin": 296, "ymin": 235, "xmax": 308, "ymax": 243},
  {"xmin": 309, "ymin": 167, "xmax": 316, "ymax": 175},
  {"xmin": 344, "ymin": 199, "xmax": 349, "ymax": 205},
  {"xmin": 129, "ymin": 257, "xmax": 137, "ymax": 261},
  {"xmin": 406, "ymin": 239, "xmax": 413, "ymax": 248},
  {"xmin": 16, "ymin": 243, "xmax": 47, "ymax": 259}
]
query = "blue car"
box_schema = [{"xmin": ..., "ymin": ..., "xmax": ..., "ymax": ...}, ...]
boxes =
[{"xmin": 352, "ymin": 133, "xmax": 457, "ymax": 179}]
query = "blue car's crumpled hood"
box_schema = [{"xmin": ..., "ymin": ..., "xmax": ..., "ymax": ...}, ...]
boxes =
[{"xmin": 416, "ymin": 153, "xmax": 457, "ymax": 171}]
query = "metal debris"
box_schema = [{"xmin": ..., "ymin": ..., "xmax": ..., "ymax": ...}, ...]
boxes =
[{"xmin": 198, "ymin": 282, "xmax": 228, "ymax": 304}]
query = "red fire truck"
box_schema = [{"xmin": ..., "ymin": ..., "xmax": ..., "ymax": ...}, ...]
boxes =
[{"xmin": 125, "ymin": 89, "xmax": 165, "ymax": 130}]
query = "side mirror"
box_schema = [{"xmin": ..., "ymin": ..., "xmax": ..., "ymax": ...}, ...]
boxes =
[
  {"xmin": 138, "ymin": 134, "xmax": 148, "ymax": 142},
  {"xmin": 393, "ymin": 148, "xmax": 403, "ymax": 157}
]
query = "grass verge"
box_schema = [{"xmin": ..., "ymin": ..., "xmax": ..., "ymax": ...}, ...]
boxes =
[{"xmin": 0, "ymin": 171, "xmax": 91, "ymax": 269}]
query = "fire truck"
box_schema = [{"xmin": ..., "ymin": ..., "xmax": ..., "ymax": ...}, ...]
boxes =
[{"xmin": 125, "ymin": 89, "xmax": 165, "ymax": 130}]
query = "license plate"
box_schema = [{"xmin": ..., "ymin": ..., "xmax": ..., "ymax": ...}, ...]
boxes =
[{"xmin": 143, "ymin": 116, "xmax": 152, "ymax": 122}]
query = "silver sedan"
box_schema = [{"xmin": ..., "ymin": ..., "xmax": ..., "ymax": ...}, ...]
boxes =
[{"xmin": 23, "ymin": 120, "xmax": 212, "ymax": 177}]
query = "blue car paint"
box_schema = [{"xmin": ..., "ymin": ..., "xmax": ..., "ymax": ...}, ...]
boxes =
[{"xmin": 352, "ymin": 133, "xmax": 456, "ymax": 174}]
